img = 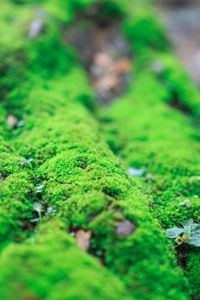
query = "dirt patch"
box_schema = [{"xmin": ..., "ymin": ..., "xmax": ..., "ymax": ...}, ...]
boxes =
[{"xmin": 63, "ymin": 5, "xmax": 132, "ymax": 104}]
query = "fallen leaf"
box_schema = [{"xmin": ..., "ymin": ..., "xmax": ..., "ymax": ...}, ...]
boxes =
[
  {"xmin": 36, "ymin": 184, "xmax": 44, "ymax": 193},
  {"xmin": 94, "ymin": 74, "xmax": 119, "ymax": 92},
  {"xmin": 19, "ymin": 158, "xmax": 33, "ymax": 166},
  {"xmin": 75, "ymin": 230, "xmax": 92, "ymax": 251},
  {"xmin": 17, "ymin": 120, "xmax": 25, "ymax": 128},
  {"xmin": 93, "ymin": 52, "xmax": 113, "ymax": 68},
  {"xmin": 116, "ymin": 220, "xmax": 135, "ymax": 237},
  {"xmin": 28, "ymin": 19, "xmax": 44, "ymax": 40},
  {"xmin": 128, "ymin": 167, "xmax": 145, "ymax": 177},
  {"xmin": 47, "ymin": 207, "xmax": 56, "ymax": 214},
  {"xmin": 114, "ymin": 58, "xmax": 132, "ymax": 73},
  {"xmin": 7, "ymin": 115, "xmax": 17, "ymax": 128}
]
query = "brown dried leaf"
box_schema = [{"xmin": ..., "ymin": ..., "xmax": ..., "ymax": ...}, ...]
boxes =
[
  {"xmin": 93, "ymin": 52, "xmax": 113, "ymax": 68},
  {"xmin": 114, "ymin": 58, "xmax": 132, "ymax": 74},
  {"xmin": 75, "ymin": 230, "xmax": 92, "ymax": 251},
  {"xmin": 95, "ymin": 74, "xmax": 119, "ymax": 92}
]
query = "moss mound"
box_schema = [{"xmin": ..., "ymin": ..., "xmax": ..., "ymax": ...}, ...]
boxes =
[
  {"xmin": 0, "ymin": 222, "xmax": 131, "ymax": 300},
  {"xmin": 0, "ymin": 0, "xmax": 199, "ymax": 299}
]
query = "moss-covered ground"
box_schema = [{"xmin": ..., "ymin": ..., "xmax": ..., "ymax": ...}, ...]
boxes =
[{"xmin": 0, "ymin": 0, "xmax": 199, "ymax": 299}]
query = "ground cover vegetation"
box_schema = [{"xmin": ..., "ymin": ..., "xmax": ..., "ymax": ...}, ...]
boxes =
[{"xmin": 0, "ymin": 0, "xmax": 199, "ymax": 299}]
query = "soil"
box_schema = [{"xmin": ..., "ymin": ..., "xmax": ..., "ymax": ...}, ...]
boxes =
[{"xmin": 63, "ymin": 5, "xmax": 132, "ymax": 104}]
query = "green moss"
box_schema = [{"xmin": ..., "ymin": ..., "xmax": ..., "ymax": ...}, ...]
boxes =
[
  {"xmin": 159, "ymin": 54, "xmax": 200, "ymax": 118},
  {"xmin": 13, "ymin": 96, "xmax": 188, "ymax": 299},
  {"xmin": 0, "ymin": 221, "xmax": 131, "ymax": 300},
  {"xmin": 0, "ymin": 0, "xmax": 197, "ymax": 298},
  {"xmin": 99, "ymin": 3, "xmax": 200, "ymax": 296},
  {"xmin": 123, "ymin": 0, "xmax": 200, "ymax": 117},
  {"xmin": 0, "ymin": 152, "xmax": 35, "ymax": 248},
  {"xmin": 100, "ymin": 46, "xmax": 200, "ymax": 300},
  {"xmin": 186, "ymin": 251, "xmax": 200, "ymax": 299},
  {"xmin": 124, "ymin": 1, "xmax": 167, "ymax": 53}
]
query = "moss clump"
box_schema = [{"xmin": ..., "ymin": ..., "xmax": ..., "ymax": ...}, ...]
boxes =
[
  {"xmin": 158, "ymin": 54, "xmax": 200, "ymax": 118},
  {"xmin": 1, "ymin": 37, "xmax": 189, "ymax": 300},
  {"xmin": 0, "ymin": 0, "xmax": 196, "ymax": 299},
  {"xmin": 186, "ymin": 251, "xmax": 200, "ymax": 299},
  {"xmin": 12, "ymin": 96, "xmax": 188, "ymax": 299},
  {"xmin": 0, "ymin": 151, "xmax": 36, "ymax": 248},
  {"xmin": 100, "ymin": 2, "xmax": 200, "ymax": 297},
  {"xmin": 100, "ymin": 72, "xmax": 200, "ymax": 298},
  {"xmin": 0, "ymin": 221, "xmax": 131, "ymax": 300},
  {"xmin": 123, "ymin": 0, "xmax": 200, "ymax": 118}
]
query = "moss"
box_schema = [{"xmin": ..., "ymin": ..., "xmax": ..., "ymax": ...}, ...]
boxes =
[
  {"xmin": 0, "ymin": 2, "xmax": 29, "ymax": 109},
  {"xmin": 0, "ymin": 0, "xmax": 197, "ymax": 298},
  {"xmin": 158, "ymin": 53, "xmax": 200, "ymax": 118},
  {"xmin": 100, "ymin": 5, "xmax": 200, "ymax": 296},
  {"xmin": 0, "ymin": 0, "xmax": 94, "ymax": 115},
  {"xmin": 100, "ymin": 70, "xmax": 200, "ymax": 297},
  {"xmin": 186, "ymin": 251, "xmax": 200, "ymax": 300},
  {"xmin": 13, "ymin": 96, "xmax": 188, "ymax": 299},
  {"xmin": 122, "ymin": 0, "xmax": 200, "ymax": 117},
  {"xmin": 0, "ymin": 221, "xmax": 131, "ymax": 300},
  {"xmin": 0, "ymin": 155, "xmax": 35, "ymax": 248},
  {"xmin": 123, "ymin": 1, "xmax": 168, "ymax": 53}
]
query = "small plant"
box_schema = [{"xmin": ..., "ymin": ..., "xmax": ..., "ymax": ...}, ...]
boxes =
[
  {"xmin": 19, "ymin": 158, "xmax": 33, "ymax": 166},
  {"xmin": 166, "ymin": 219, "xmax": 200, "ymax": 247},
  {"xmin": 33, "ymin": 202, "xmax": 43, "ymax": 221},
  {"xmin": 36, "ymin": 184, "xmax": 44, "ymax": 193}
]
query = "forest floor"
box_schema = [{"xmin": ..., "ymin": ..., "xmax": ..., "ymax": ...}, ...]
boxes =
[{"xmin": 64, "ymin": 5, "xmax": 132, "ymax": 104}]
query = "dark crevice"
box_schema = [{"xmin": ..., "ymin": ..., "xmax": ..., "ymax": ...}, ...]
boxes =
[
  {"xmin": 63, "ymin": 4, "xmax": 132, "ymax": 104},
  {"xmin": 168, "ymin": 91, "xmax": 192, "ymax": 115}
]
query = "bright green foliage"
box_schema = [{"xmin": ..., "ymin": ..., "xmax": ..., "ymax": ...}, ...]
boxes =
[
  {"xmin": 0, "ymin": 0, "xmax": 199, "ymax": 299},
  {"xmin": 100, "ymin": 2, "xmax": 200, "ymax": 298},
  {"xmin": 186, "ymin": 252, "xmax": 200, "ymax": 299},
  {"xmin": 0, "ymin": 151, "xmax": 35, "ymax": 249},
  {"xmin": 0, "ymin": 221, "xmax": 131, "ymax": 300},
  {"xmin": 13, "ymin": 87, "xmax": 189, "ymax": 299},
  {"xmin": 101, "ymin": 71, "xmax": 200, "ymax": 299},
  {"xmin": 123, "ymin": 0, "xmax": 200, "ymax": 117},
  {"xmin": 159, "ymin": 54, "xmax": 200, "ymax": 118}
]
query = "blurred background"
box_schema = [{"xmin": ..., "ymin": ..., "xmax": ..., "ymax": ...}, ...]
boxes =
[{"xmin": 156, "ymin": 0, "xmax": 200, "ymax": 85}]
